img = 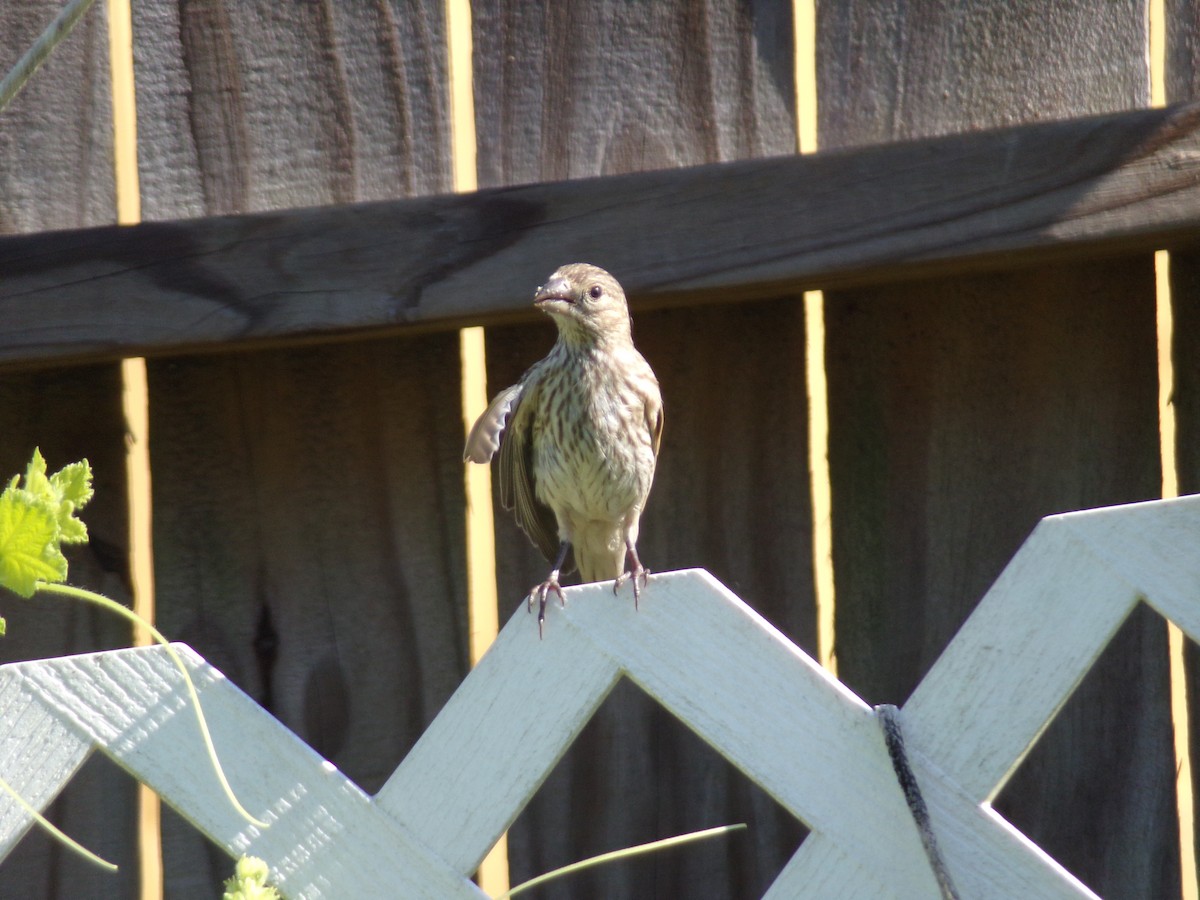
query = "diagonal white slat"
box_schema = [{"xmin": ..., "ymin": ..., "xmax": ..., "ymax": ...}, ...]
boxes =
[
  {"xmin": 903, "ymin": 751, "xmax": 1099, "ymax": 900},
  {"xmin": 382, "ymin": 569, "xmax": 940, "ymax": 892},
  {"xmin": 764, "ymin": 505, "xmax": 1200, "ymax": 900},
  {"xmin": 377, "ymin": 609, "xmax": 622, "ymax": 873},
  {"xmin": 545, "ymin": 571, "xmax": 940, "ymax": 892},
  {"xmin": 904, "ymin": 495, "xmax": 1200, "ymax": 802},
  {"xmin": 0, "ymin": 684, "xmax": 93, "ymax": 857},
  {"xmin": 523, "ymin": 571, "xmax": 1097, "ymax": 899},
  {"xmin": 772, "ymin": 708, "xmax": 1102, "ymax": 898},
  {"xmin": 1058, "ymin": 496, "xmax": 1200, "ymax": 642},
  {"xmin": 0, "ymin": 645, "xmax": 485, "ymax": 899},
  {"xmin": 773, "ymin": 808, "xmax": 1097, "ymax": 900},
  {"xmin": 0, "ymin": 494, "xmax": 1197, "ymax": 898},
  {"xmin": 903, "ymin": 517, "xmax": 1139, "ymax": 800}
]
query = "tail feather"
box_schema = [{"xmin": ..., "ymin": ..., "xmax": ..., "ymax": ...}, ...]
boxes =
[{"xmin": 572, "ymin": 524, "xmax": 626, "ymax": 584}]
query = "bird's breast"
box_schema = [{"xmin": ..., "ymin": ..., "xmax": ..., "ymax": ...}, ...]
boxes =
[{"xmin": 530, "ymin": 351, "xmax": 657, "ymax": 523}]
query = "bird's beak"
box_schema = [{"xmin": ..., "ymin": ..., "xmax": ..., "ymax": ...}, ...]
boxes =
[{"xmin": 533, "ymin": 276, "xmax": 574, "ymax": 307}]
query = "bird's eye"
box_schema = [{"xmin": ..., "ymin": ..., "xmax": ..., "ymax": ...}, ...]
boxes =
[{"xmin": 588, "ymin": 285, "xmax": 603, "ymax": 299}]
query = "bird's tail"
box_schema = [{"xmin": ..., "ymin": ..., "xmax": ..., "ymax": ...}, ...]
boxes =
[{"xmin": 572, "ymin": 523, "xmax": 626, "ymax": 584}]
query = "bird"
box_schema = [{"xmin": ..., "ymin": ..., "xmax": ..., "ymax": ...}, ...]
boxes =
[{"xmin": 464, "ymin": 263, "xmax": 664, "ymax": 635}]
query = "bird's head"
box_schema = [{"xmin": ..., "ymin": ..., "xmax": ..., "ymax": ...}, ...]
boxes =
[{"xmin": 533, "ymin": 263, "xmax": 633, "ymax": 346}]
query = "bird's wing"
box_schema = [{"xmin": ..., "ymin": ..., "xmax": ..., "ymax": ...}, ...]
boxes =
[
  {"xmin": 498, "ymin": 375, "xmax": 574, "ymax": 572},
  {"xmin": 463, "ymin": 383, "xmax": 523, "ymax": 464}
]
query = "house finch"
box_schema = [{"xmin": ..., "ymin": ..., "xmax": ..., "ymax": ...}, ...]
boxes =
[{"xmin": 464, "ymin": 263, "xmax": 664, "ymax": 634}]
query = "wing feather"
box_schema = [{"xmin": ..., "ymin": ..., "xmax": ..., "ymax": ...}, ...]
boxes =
[
  {"xmin": 497, "ymin": 375, "xmax": 575, "ymax": 573},
  {"xmin": 463, "ymin": 383, "xmax": 523, "ymax": 464}
]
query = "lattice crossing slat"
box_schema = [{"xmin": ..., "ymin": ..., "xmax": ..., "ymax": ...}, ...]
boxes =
[{"xmin": 2, "ymin": 495, "xmax": 1197, "ymax": 898}]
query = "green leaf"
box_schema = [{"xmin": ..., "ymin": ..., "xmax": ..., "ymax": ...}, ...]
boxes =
[
  {"xmin": 23, "ymin": 448, "xmax": 50, "ymax": 497},
  {"xmin": 44, "ymin": 455, "xmax": 92, "ymax": 545},
  {"xmin": 51, "ymin": 460, "xmax": 93, "ymax": 508},
  {"xmin": 0, "ymin": 450, "xmax": 93, "ymax": 596},
  {"xmin": 0, "ymin": 489, "xmax": 68, "ymax": 597}
]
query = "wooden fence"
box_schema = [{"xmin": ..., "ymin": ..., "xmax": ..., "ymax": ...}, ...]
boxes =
[
  {"xmin": 4, "ymin": 494, "xmax": 1198, "ymax": 898},
  {"xmin": 0, "ymin": 0, "xmax": 1197, "ymax": 897}
]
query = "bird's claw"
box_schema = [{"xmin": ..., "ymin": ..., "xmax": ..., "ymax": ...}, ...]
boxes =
[
  {"xmin": 528, "ymin": 576, "xmax": 566, "ymax": 638},
  {"xmin": 614, "ymin": 565, "xmax": 650, "ymax": 610}
]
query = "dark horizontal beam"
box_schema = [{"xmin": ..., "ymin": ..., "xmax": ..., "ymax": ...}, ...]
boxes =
[{"xmin": 4, "ymin": 102, "xmax": 1200, "ymax": 367}]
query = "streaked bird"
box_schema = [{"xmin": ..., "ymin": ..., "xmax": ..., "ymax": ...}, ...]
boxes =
[{"xmin": 464, "ymin": 263, "xmax": 664, "ymax": 634}]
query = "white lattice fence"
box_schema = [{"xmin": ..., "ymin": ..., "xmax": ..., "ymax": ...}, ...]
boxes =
[{"xmin": 2, "ymin": 496, "xmax": 1198, "ymax": 898}]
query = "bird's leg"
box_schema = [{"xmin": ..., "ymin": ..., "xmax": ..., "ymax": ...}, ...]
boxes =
[
  {"xmin": 614, "ymin": 540, "xmax": 650, "ymax": 610},
  {"xmin": 529, "ymin": 541, "xmax": 571, "ymax": 638}
]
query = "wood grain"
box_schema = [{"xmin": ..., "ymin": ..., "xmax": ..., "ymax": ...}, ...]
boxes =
[
  {"xmin": 471, "ymin": 0, "xmax": 795, "ymax": 183},
  {"xmin": 818, "ymin": 1, "xmax": 1147, "ymax": 145},
  {"xmin": 23, "ymin": 521, "xmax": 1200, "ymax": 898},
  {"xmin": 132, "ymin": 0, "xmax": 450, "ymax": 217},
  {"xmin": 127, "ymin": 3, "xmax": 465, "ymax": 896},
  {"xmin": 0, "ymin": 645, "xmax": 487, "ymax": 899},
  {"xmin": 0, "ymin": 368, "xmax": 138, "ymax": 898},
  {"xmin": 0, "ymin": 2, "xmax": 115, "ymax": 234},
  {"xmin": 485, "ymin": 299, "xmax": 816, "ymax": 897},
  {"xmin": 4, "ymin": 102, "xmax": 1200, "ymax": 368},
  {"xmin": 0, "ymin": 3, "xmax": 137, "ymax": 896},
  {"xmin": 472, "ymin": 2, "xmax": 805, "ymax": 897},
  {"xmin": 820, "ymin": 2, "xmax": 1176, "ymax": 898}
]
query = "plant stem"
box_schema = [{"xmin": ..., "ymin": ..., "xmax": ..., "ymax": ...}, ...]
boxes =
[
  {"xmin": 0, "ymin": 0, "xmax": 98, "ymax": 114},
  {"xmin": 0, "ymin": 773, "xmax": 117, "ymax": 871},
  {"xmin": 497, "ymin": 823, "xmax": 747, "ymax": 899},
  {"xmin": 35, "ymin": 581, "xmax": 269, "ymax": 829}
]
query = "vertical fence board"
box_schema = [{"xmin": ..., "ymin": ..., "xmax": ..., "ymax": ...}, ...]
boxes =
[
  {"xmin": 130, "ymin": 3, "xmax": 463, "ymax": 896},
  {"xmin": 472, "ymin": 2, "xmax": 807, "ymax": 897},
  {"xmin": 0, "ymin": 2, "xmax": 115, "ymax": 234},
  {"xmin": 1165, "ymin": 0, "xmax": 1200, "ymax": 877},
  {"xmin": 0, "ymin": 3, "xmax": 137, "ymax": 897},
  {"xmin": 819, "ymin": 3, "xmax": 1175, "ymax": 898},
  {"xmin": 2, "ymin": 0, "xmax": 1187, "ymax": 896},
  {"xmin": 133, "ymin": 0, "xmax": 450, "ymax": 218}
]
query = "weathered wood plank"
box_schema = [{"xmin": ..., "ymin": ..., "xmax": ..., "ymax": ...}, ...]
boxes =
[
  {"xmin": 820, "ymin": 2, "xmax": 1176, "ymax": 898},
  {"xmin": 0, "ymin": 3, "xmax": 137, "ymax": 896},
  {"xmin": 0, "ymin": 1, "xmax": 114, "ymax": 234},
  {"xmin": 127, "ymin": 3, "xmax": 464, "ymax": 896},
  {"xmin": 783, "ymin": 495, "xmax": 1200, "ymax": 899},
  {"xmin": 472, "ymin": 0, "xmax": 795, "ymax": 184},
  {"xmin": 0, "ymin": 644, "xmax": 487, "ymax": 899},
  {"xmin": 471, "ymin": 2, "xmax": 806, "ymax": 897},
  {"xmin": 132, "ymin": 1, "xmax": 450, "ymax": 217},
  {"xmin": 23, "ymin": 535, "xmax": 1193, "ymax": 897},
  {"xmin": 485, "ymin": 300, "xmax": 816, "ymax": 898},
  {"xmin": 817, "ymin": 2, "xmax": 1147, "ymax": 146},
  {"xmin": 3, "ymin": 102, "xmax": 1200, "ymax": 368},
  {"xmin": 377, "ymin": 599, "xmax": 623, "ymax": 876}
]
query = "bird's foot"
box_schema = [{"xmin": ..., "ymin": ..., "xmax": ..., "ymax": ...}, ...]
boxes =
[
  {"xmin": 614, "ymin": 562, "xmax": 650, "ymax": 610},
  {"xmin": 528, "ymin": 571, "xmax": 565, "ymax": 638}
]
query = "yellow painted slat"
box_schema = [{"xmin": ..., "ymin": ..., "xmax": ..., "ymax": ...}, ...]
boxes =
[
  {"xmin": 1149, "ymin": 0, "xmax": 1196, "ymax": 893},
  {"xmin": 446, "ymin": 0, "xmax": 509, "ymax": 892},
  {"xmin": 106, "ymin": 0, "xmax": 161, "ymax": 897},
  {"xmin": 794, "ymin": 0, "xmax": 835, "ymax": 675}
]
